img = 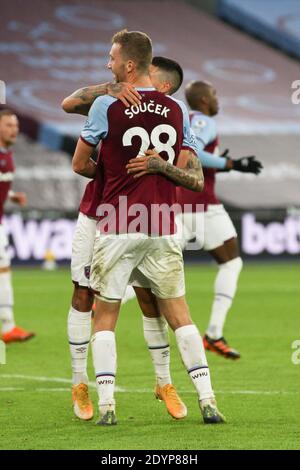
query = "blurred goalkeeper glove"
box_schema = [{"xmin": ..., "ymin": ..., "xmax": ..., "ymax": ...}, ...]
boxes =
[{"xmin": 231, "ymin": 156, "xmax": 263, "ymax": 174}]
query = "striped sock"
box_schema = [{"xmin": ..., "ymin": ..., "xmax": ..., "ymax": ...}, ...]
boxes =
[
  {"xmin": 143, "ymin": 315, "xmax": 171, "ymax": 387},
  {"xmin": 175, "ymin": 324, "xmax": 214, "ymax": 401},
  {"xmin": 67, "ymin": 307, "xmax": 91, "ymax": 385},
  {"xmin": 91, "ymin": 330, "xmax": 116, "ymax": 415}
]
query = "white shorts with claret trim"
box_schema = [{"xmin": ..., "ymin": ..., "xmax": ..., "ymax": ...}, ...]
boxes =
[
  {"xmin": 71, "ymin": 212, "xmax": 97, "ymax": 287},
  {"xmin": 175, "ymin": 204, "xmax": 237, "ymax": 251},
  {"xmin": 90, "ymin": 233, "xmax": 185, "ymax": 301},
  {"xmin": 0, "ymin": 224, "xmax": 10, "ymax": 268}
]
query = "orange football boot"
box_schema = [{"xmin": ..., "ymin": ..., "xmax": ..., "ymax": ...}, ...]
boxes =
[
  {"xmin": 2, "ymin": 326, "xmax": 35, "ymax": 344},
  {"xmin": 72, "ymin": 383, "xmax": 94, "ymax": 420},
  {"xmin": 203, "ymin": 335, "xmax": 240, "ymax": 360},
  {"xmin": 155, "ymin": 383, "xmax": 187, "ymax": 419}
]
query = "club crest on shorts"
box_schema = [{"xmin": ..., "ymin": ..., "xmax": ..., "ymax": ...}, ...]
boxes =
[{"xmin": 84, "ymin": 265, "xmax": 91, "ymax": 279}]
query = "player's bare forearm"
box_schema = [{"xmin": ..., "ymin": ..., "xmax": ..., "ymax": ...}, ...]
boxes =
[
  {"xmin": 162, "ymin": 151, "xmax": 204, "ymax": 191},
  {"xmin": 61, "ymin": 84, "xmax": 110, "ymax": 115},
  {"xmin": 74, "ymin": 159, "xmax": 97, "ymax": 178},
  {"xmin": 126, "ymin": 149, "xmax": 204, "ymax": 192},
  {"xmin": 62, "ymin": 83, "xmax": 142, "ymax": 116},
  {"xmin": 72, "ymin": 138, "xmax": 97, "ymax": 178}
]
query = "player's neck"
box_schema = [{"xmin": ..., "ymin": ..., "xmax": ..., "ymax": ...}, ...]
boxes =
[
  {"xmin": 196, "ymin": 106, "xmax": 210, "ymax": 117},
  {"xmin": 127, "ymin": 72, "xmax": 153, "ymax": 88},
  {"xmin": 0, "ymin": 139, "xmax": 9, "ymax": 150}
]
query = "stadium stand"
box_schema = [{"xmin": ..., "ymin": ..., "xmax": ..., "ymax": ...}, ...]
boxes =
[
  {"xmin": 5, "ymin": 134, "xmax": 85, "ymax": 212},
  {"xmin": 218, "ymin": 0, "xmax": 300, "ymax": 59}
]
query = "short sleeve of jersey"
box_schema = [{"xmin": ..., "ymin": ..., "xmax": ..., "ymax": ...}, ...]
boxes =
[
  {"xmin": 190, "ymin": 113, "xmax": 217, "ymax": 149},
  {"xmin": 169, "ymin": 97, "xmax": 198, "ymax": 154},
  {"xmin": 80, "ymin": 95, "xmax": 116, "ymax": 147}
]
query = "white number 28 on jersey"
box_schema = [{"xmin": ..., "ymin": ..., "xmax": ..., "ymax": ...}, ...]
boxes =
[{"xmin": 122, "ymin": 124, "xmax": 177, "ymax": 164}]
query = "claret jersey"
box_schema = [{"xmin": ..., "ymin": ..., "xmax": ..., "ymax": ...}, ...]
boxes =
[
  {"xmin": 0, "ymin": 148, "xmax": 15, "ymax": 223},
  {"xmin": 80, "ymin": 88, "xmax": 196, "ymax": 235}
]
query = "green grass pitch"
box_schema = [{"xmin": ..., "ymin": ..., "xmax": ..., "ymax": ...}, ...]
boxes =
[{"xmin": 0, "ymin": 263, "xmax": 299, "ymax": 450}]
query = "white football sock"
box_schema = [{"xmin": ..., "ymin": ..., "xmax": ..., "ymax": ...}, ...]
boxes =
[
  {"xmin": 122, "ymin": 285, "xmax": 136, "ymax": 304},
  {"xmin": 175, "ymin": 324, "xmax": 214, "ymax": 401},
  {"xmin": 207, "ymin": 257, "xmax": 243, "ymax": 339},
  {"xmin": 92, "ymin": 330, "xmax": 116, "ymax": 415},
  {"xmin": 67, "ymin": 307, "xmax": 91, "ymax": 385},
  {"xmin": 143, "ymin": 315, "xmax": 171, "ymax": 387},
  {"xmin": 0, "ymin": 271, "xmax": 15, "ymax": 334}
]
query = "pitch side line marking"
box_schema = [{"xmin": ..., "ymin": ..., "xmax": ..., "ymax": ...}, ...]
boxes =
[{"xmin": 0, "ymin": 375, "xmax": 299, "ymax": 395}]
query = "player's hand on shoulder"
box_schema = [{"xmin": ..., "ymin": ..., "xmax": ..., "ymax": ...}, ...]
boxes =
[
  {"xmin": 107, "ymin": 82, "xmax": 142, "ymax": 108},
  {"xmin": 126, "ymin": 149, "xmax": 167, "ymax": 178}
]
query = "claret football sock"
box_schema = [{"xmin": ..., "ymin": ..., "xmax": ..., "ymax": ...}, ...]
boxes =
[
  {"xmin": 143, "ymin": 315, "xmax": 172, "ymax": 387},
  {"xmin": 68, "ymin": 306, "xmax": 91, "ymax": 385},
  {"xmin": 175, "ymin": 324, "xmax": 215, "ymax": 401},
  {"xmin": 207, "ymin": 257, "xmax": 243, "ymax": 339}
]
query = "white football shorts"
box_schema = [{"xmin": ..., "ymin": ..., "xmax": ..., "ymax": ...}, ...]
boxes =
[
  {"xmin": 90, "ymin": 233, "xmax": 185, "ymax": 301},
  {"xmin": 71, "ymin": 212, "xmax": 97, "ymax": 287},
  {"xmin": 176, "ymin": 204, "xmax": 237, "ymax": 251},
  {"xmin": 0, "ymin": 224, "xmax": 10, "ymax": 268}
]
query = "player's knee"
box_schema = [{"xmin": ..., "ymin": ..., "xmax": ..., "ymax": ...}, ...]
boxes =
[
  {"xmin": 220, "ymin": 256, "xmax": 243, "ymax": 276},
  {"xmin": 72, "ymin": 285, "xmax": 94, "ymax": 312}
]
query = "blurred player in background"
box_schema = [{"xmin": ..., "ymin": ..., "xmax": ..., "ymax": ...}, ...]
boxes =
[
  {"xmin": 177, "ymin": 81, "xmax": 263, "ymax": 359},
  {"xmin": 0, "ymin": 109, "xmax": 34, "ymax": 343},
  {"xmin": 72, "ymin": 29, "xmax": 225, "ymax": 426}
]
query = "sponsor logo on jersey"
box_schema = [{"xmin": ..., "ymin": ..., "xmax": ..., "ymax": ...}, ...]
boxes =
[{"xmin": 193, "ymin": 118, "xmax": 207, "ymax": 129}]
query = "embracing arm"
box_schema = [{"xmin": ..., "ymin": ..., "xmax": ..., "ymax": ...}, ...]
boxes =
[
  {"xmin": 72, "ymin": 138, "xmax": 97, "ymax": 178},
  {"xmin": 61, "ymin": 83, "xmax": 142, "ymax": 116},
  {"xmin": 126, "ymin": 149, "xmax": 204, "ymax": 192}
]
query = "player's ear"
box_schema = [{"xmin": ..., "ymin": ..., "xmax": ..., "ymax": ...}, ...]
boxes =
[
  {"xmin": 165, "ymin": 82, "xmax": 173, "ymax": 95},
  {"xmin": 127, "ymin": 60, "xmax": 135, "ymax": 73}
]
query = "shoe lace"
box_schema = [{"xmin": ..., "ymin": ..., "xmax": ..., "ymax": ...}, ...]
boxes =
[
  {"xmin": 214, "ymin": 338, "xmax": 231, "ymax": 352},
  {"xmin": 76, "ymin": 385, "xmax": 90, "ymax": 408},
  {"xmin": 165, "ymin": 385, "xmax": 182, "ymax": 406}
]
